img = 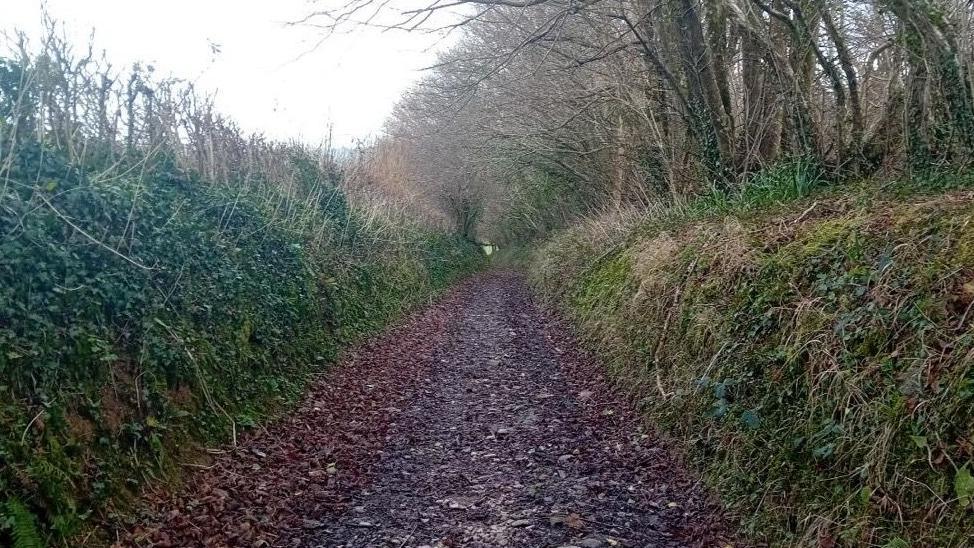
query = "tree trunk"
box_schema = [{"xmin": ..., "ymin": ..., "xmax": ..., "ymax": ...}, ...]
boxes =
[
  {"xmin": 820, "ymin": 2, "xmax": 864, "ymax": 173},
  {"xmin": 672, "ymin": 0, "xmax": 734, "ymax": 187}
]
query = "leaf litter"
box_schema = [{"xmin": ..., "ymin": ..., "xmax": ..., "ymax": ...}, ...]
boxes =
[{"xmin": 112, "ymin": 272, "xmax": 735, "ymax": 547}]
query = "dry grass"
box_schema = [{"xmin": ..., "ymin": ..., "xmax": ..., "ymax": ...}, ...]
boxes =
[{"xmin": 530, "ymin": 183, "xmax": 974, "ymax": 547}]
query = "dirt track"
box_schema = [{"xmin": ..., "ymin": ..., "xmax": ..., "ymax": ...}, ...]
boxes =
[{"xmin": 119, "ymin": 272, "xmax": 731, "ymax": 547}]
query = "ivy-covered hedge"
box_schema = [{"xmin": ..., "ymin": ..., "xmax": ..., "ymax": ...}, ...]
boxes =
[
  {"xmin": 530, "ymin": 176, "xmax": 974, "ymax": 547},
  {"xmin": 0, "ymin": 136, "xmax": 482, "ymax": 544}
]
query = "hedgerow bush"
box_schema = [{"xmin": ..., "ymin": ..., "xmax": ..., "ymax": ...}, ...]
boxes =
[
  {"xmin": 530, "ymin": 170, "xmax": 974, "ymax": 547},
  {"xmin": 0, "ymin": 41, "xmax": 481, "ymax": 545}
]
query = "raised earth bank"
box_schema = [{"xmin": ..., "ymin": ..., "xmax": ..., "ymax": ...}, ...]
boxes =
[
  {"xmin": 528, "ymin": 181, "xmax": 974, "ymax": 547},
  {"xmin": 0, "ymin": 138, "xmax": 482, "ymax": 546}
]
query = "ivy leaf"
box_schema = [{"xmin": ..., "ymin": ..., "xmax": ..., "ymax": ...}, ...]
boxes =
[
  {"xmin": 741, "ymin": 409, "xmax": 761, "ymax": 430},
  {"xmin": 709, "ymin": 400, "xmax": 728, "ymax": 419},
  {"xmin": 813, "ymin": 443, "xmax": 835, "ymax": 460},
  {"xmin": 955, "ymin": 464, "xmax": 974, "ymax": 507}
]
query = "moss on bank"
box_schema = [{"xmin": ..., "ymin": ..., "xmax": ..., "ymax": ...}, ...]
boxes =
[{"xmin": 530, "ymin": 175, "xmax": 974, "ymax": 547}]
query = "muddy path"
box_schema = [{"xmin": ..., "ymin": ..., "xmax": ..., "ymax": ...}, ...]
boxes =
[{"xmin": 118, "ymin": 272, "xmax": 732, "ymax": 547}]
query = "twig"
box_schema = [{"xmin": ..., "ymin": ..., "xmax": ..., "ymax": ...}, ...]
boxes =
[
  {"xmin": 180, "ymin": 462, "xmax": 217, "ymax": 470},
  {"xmin": 38, "ymin": 193, "xmax": 154, "ymax": 270},
  {"xmin": 397, "ymin": 522, "xmax": 419, "ymax": 548},
  {"xmin": 792, "ymin": 201, "xmax": 819, "ymax": 224},
  {"xmin": 21, "ymin": 409, "xmax": 46, "ymax": 444}
]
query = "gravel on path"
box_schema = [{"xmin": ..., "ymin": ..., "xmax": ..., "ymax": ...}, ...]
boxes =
[{"xmin": 117, "ymin": 272, "xmax": 732, "ymax": 548}]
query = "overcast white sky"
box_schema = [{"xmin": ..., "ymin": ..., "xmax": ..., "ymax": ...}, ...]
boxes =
[{"xmin": 3, "ymin": 0, "xmax": 450, "ymax": 146}]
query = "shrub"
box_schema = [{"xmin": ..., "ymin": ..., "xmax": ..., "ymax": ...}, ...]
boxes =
[
  {"xmin": 531, "ymin": 172, "xmax": 974, "ymax": 546},
  {"xmin": 0, "ymin": 41, "xmax": 481, "ymax": 544}
]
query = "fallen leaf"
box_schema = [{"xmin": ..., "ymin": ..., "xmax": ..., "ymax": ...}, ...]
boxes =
[{"xmin": 565, "ymin": 512, "xmax": 585, "ymax": 529}]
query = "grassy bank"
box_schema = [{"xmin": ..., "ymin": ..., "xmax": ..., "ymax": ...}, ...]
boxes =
[
  {"xmin": 0, "ymin": 47, "xmax": 482, "ymax": 545},
  {"xmin": 529, "ymin": 172, "xmax": 974, "ymax": 546}
]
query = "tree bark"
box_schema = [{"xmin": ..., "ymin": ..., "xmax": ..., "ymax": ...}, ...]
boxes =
[{"xmin": 672, "ymin": 0, "xmax": 734, "ymax": 186}]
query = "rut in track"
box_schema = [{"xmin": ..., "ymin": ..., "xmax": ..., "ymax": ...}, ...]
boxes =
[{"xmin": 121, "ymin": 273, "xmax": 730, "ymax": 547}]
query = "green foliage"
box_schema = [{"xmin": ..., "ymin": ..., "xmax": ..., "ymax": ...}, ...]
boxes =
[
  {"xmin": 957, "ymin": 465, "xmax": 974, "ymax": 508},
  {"xmin": 0, "ymin": 59, "xmax": 36, "ymax": 128},
  {"xmin": 530, "ymin": 173, "xmax": 974, "ymax": 546},
  {"xmin": 684, "ymin": 158, "xmax": 826, "ymax": 216},
  {"xmin": 0, "ymin": 76, "xmax": 482, "ymax": 546},
  {"xmin": 1, "ymin": 499, "xmax": 45, "ymax": 548}
]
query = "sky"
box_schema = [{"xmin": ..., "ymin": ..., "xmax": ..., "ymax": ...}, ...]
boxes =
[{"xmin": 2, "ymin": 0, "xmax": 451, "ymax": 146}]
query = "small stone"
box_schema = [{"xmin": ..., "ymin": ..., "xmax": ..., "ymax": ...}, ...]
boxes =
[{"xmin": 491, "ymin": 425, "xmax": 512, "ymax": 437}]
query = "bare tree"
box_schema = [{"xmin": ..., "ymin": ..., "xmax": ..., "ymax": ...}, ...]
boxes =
[{"xmin": 311, "ymin": 0, "xmax": 974, "ymax": 239}]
